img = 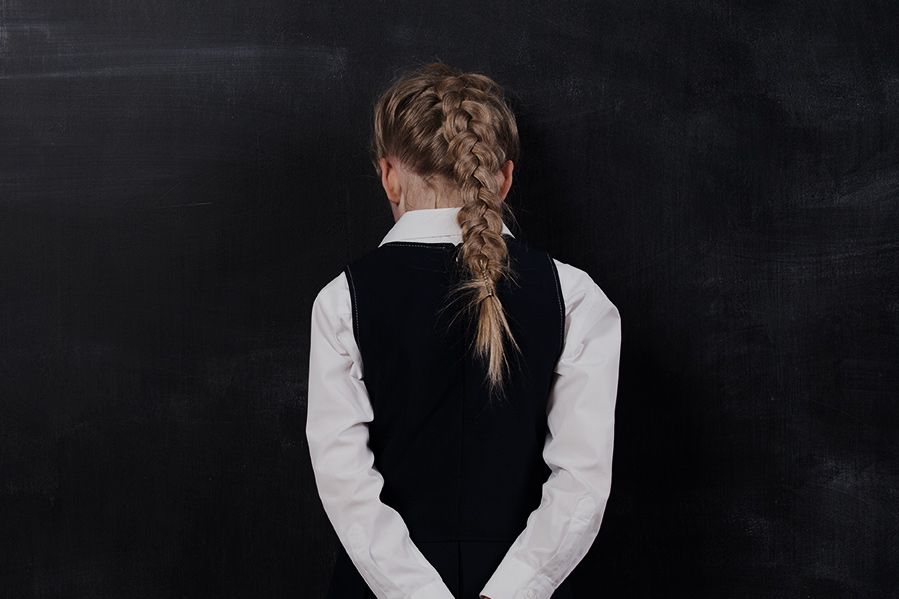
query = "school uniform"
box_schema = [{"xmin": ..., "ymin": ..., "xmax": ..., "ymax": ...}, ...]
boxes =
[{"xmin": 306, "ymin": 207, "xmax": 621, "ymax": 599}]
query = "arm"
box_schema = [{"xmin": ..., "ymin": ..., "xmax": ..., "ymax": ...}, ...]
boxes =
[
  {"xmin": 479, "ymin": 260, "xmax": 622, "ymax": 599},
  {"xmin": 306, "ymin": 272, "xmax": 455, "ymax": 599}
]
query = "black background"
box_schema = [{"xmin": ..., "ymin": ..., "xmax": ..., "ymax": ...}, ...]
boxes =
[{"xmin": 2, "ymin": 1, "xmax": 898, "ymax": 597}]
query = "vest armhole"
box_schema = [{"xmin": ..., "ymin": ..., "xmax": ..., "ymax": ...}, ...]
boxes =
[
  {"xmin": 546, "ymin": 252, "xmax": 566, "ymax": 364},
  {"xmin": 343, "ymin": 264, "xmax": 361, "ymax": 354}
]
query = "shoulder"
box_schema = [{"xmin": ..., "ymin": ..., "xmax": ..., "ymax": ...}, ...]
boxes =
[
  {"xmin": 314, "ymin": 243, "xmax": 390, "ymax": 308},
  {"xmin": 549, "ymin": 255, "xmax": 619, "ymax": 320},
  {"xmin": 504, "ymin": 236, "xmax": 617, "ymax": 315},
  {"xmin": 311, "ymin": 269, "xmax": 351, "ymax": 319}
]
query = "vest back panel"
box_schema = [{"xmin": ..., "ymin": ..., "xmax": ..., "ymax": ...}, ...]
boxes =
[{"xmin": 343, "ymin": 234, "xmax": 565, "ymax": 543}]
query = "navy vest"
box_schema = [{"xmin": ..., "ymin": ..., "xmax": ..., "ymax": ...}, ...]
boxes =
[{"xmin": 343, "ymin": 234, "xmax": 565, "ymax": 544}]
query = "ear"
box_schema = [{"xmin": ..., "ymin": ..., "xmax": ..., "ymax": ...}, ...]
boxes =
[
  {"xmin": 497, "ymin": 159, "xmax": 514, "ymax": 200},
  {"xmin": 379, "ymin": 156, "xmax": 401, "ymax": 205}
]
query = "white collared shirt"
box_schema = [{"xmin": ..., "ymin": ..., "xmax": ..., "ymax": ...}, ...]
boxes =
[{"xmin": 306, "ymin": 207, "xmax": 621, "ymax": 599}]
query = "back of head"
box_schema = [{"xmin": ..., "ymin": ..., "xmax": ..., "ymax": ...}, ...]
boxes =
[{"xmin": 369, "ymin": 62, "xmax": 523, "ymax": 399}]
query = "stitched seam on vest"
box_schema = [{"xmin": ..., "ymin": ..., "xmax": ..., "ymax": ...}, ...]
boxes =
[
  {"xmin": 546, "ymin": 253, "xmax": 565, "ymax": 361},
  {"xmin": 380, "ymin": 241, "xmax": 453, "ymax": 249},
  {"xmin": 344, "ymin": 265, "xmax": 361, "ymax": 354}
]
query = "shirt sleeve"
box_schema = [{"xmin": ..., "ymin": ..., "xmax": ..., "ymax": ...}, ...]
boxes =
[
  {"xmin": 305, "ymin": 271, "xmax": 455, "ymax": 599},
  {"xmin": 479, "ymin": 259, "xmax": 622, "ymax": 599}
]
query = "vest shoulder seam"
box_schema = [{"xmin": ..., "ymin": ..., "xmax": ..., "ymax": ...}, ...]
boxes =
[
  {"xmin": 546, "ymin": 253, "xmax": 565, "ymax": 362},
  {"xmin": 343, "ymin": 265, "xmax": 361, "ymax": 354}
]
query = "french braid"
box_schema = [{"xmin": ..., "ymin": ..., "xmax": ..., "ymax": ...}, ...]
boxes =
[{"xmin": 370, "ymin": 62, "xmax": 523, "ymax": 400}]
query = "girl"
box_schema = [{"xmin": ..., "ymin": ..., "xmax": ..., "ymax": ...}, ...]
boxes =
[{"xmin": 306, "ymin": 62, "xmax": 621, "ymax": 599}]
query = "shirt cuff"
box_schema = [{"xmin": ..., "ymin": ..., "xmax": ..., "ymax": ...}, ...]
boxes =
[
  {"xmin": 479, "ymin": 555, "xmax": 551, "ymax": 599},
  {"xmin": 410, "ymin": 579, "xmax": 455, "ymax": 599}
]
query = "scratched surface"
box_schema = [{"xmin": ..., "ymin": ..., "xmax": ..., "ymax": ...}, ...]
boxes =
[{"xmin": 1, "ymin": 1, "xmax": 898, "ymax": 597}]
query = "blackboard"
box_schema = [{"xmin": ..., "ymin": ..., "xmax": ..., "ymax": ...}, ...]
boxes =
[{"xmin": 2, "ymin": 1, "xmax": 897, "ymax": 597}]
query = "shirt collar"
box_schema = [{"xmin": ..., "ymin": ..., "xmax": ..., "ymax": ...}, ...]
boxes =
[{"xmin": 378, "ymin": 206, "xmax": 514, "ymax": 247}]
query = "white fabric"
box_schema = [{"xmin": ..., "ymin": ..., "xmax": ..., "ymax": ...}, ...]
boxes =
[{"xmin": 306, "ymin": 207, "xmax": 621, "ymax": 599}]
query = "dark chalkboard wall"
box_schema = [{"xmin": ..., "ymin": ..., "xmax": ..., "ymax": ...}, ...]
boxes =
[{"xmin": 2, "ymin": 1, "xmax": 897, "ymax": 597}]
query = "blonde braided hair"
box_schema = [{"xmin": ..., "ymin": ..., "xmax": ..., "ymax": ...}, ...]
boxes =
[{"xmin": 370, "ymin": 61, "xmax": 523, "ymax": 399}]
